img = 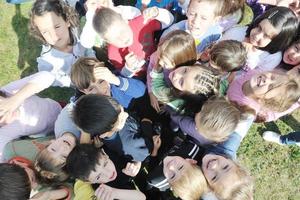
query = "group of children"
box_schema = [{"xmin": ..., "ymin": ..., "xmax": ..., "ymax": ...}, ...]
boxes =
[{"xmin": 1, "ymin": 0, "xmax": 300, "ymax": 199}]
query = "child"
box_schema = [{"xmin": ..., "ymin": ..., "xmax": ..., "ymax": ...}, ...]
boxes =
[
  {"xmin": 30, "ymin": 0, "xmax": 94, "ymax": 87},
  {"xmin": 170, "ymin": 96, "xmax": 241, "ymax": 145},
  {"xmin": 263, "ymin": 130, "xmax": 300, "ymax": 146},
  {"xmin": 0, "ymin": 72, "xmax": 61, "ymax": 162},
  {"xmin": 282, "ymin": 39, "xmax": 300, "ymax": 67},
  {"xmin": 147, "ymin": 30, "xmax": 197, "ymax": 112},
  {"xmin": 73, "ymin": 94, "xmax": 150, "ymax": 162},
  {"xmin": 80, "ymin": 0, "xmax": 141, "ymax": 49},
  {"xmin": 161, "ymin": 0, "xmax": 224, "ymax": 54},
  {"xmin": 151, "ymin": 64, "xmax": 220, "ymax": 111},
  {"xmin": 227, "ymin": 68, "xmax": 300, "ymax": 122},
  {"xmin": 222, "ymin": 7, "xmax": 299, "ymax": 71},
  {"xmin": 66, "ymin": 144, "xmax": 146, "ymax": 200},
  {"xmin": 92, "ymin": 7, "xmax": 174, "ymax": 75}
]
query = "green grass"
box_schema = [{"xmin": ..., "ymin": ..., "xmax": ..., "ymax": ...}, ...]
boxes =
[{"xmin": 1, "ymin": 2, "xmax": 300, "ymax": 199}]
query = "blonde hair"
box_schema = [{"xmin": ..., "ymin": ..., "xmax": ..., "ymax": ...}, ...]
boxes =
[
  {"xmin": 29, "ymin": 0, "xmax": 79, "ymax": 45},
  {"xmin": 258, "ymin": 73, "xmax": 300, "ymax": 112},
  {"xmin": 197, "ymin": 96, "xmax": 241, "ymax": 142},
  {"xmin": 71, "ymin": 57, "xmax": 105, "ymax": 90},
  {"xmin": 170, "ymin": 164, "xmax": 208, "ymax": 200},
  {"xmin": 213, "ymin": 161, "xmax": 254, "ymax": 200},
  {"xmin": 158, "ymin": 30, "xmax": 197, "ymax": 69},
  {"xmin": 34, "ymin": 148, "xmax": 69, "ymax": 185}
]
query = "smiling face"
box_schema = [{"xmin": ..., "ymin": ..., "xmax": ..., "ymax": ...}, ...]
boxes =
[
  {"xmin": 187, "ymin": 1, "xmax": 219, "ymax": 37},
  {"xmin": 87, "ymin": 153, "xmax": 117, "ymax": 184},
  {"xmin": 283, "ymin": 42, "xmax": 300, "ymax": 66},
  {"xmin": 249, "ymin": 71, "xmax": 286, "ymax": 99},
  {"xmin": 103, "ymin": 19, "xmax": 133, "ymax": 48},
  {"xmin": 46, "ymin": 132, "xmax": 77, "ymax": 165},
  {"xmin": 163, "ymin": 156, "xmax": 194, "ymax": 183},
  {"xmin": 249, "ymin": 19, "xmax": 280, "ymax": 48},
  {"xmin": 34, "ymin": 11, "xmax": 71, "ymax": 49},
  {"xmin": 201, "ymin": 154, "xmax": 239, "ymax": 190}
]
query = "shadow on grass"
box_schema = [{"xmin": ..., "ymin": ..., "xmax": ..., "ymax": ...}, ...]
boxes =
[{"xmin": 12, "ymin": 4, "xmax": 41, "ymax": 77}]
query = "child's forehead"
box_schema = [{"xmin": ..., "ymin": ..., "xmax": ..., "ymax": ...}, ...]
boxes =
[{"xmin": 34, "ymin": 11, "xmax": 65, "ymax": 28}]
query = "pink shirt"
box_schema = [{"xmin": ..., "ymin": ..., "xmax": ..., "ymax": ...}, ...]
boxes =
[{"xmin": 227, "ymin": 70, "xmax": 300, "ymax": 122}]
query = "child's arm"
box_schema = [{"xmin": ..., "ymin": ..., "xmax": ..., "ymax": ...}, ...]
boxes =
[
  {"xmin": 147, "ymin": 53, "xmax": 161, "ymax": 112},
  {"xmin": 30, "ymin": 188, "xmax": 69, "ymax": 200},
  {"xmin": 143, "ymin": 7, "xmax": 174, "ymax": 29},
  {"xmin": 95, "ymin": 184, "xmax": 146, "ymax": 200},
  {"xmin": 0, "ymin": 71, "xmax": 55, "ymax": 118}
]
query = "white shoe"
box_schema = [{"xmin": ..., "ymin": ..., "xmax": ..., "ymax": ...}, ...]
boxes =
[{"xmin": 263, "ymin": 131, "xmax": 282, "ymax": 145}]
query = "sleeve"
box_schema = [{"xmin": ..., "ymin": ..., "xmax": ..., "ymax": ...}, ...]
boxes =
[
  {"xmin": 264, "ymin": 101, "xmax": 300, "ymax": 122},
  {"xmin": 154, "ymin": 8, "xmax": 174, "ymax": 29},
  {"xmin": 115, "ymin": 76, "xmax": 146, "ymax": 98},
  {"xmin": 150, "ymin": 70, "xmax": 173, "ymax": 103},
  {"xmin": 170, "ymin": 114, "xmax": 198, "ymax": 138},
  {"xmin": 74, "ymin": 180, "xmax": 95, "ymax": 200},
  {"xmin": 256, "ymin": 52, "xmax": 282, "ymax": 72},
  {"xmin": 116, "ymin": 5, "xmax": 141, "ymax": 20},
  {"xmin": 1, "ymin": 71, "xmax": 55, "ymax": 95},
  {"xmin": 146, "ymin": 53, "xmax": 157, "ymax": 93},
  {"xmin": 178, "ymin": 0, "xmax": 190, "ymax": 14},
  {"xmin": 220, "ymin": 26, "xmax": 247, "ymax": 42},
  {"xmin": 80, "ymin": 10, "xmax": 98, "ymax": 48}
]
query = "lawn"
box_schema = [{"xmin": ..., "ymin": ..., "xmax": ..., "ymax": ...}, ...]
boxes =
[{"xmin": 0, "ymin": 2, "xmax": 299, "ymax": 199}]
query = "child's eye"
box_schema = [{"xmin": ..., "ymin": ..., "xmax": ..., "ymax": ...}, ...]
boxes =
[
  {"xmin": 212, "ymin": 175, "xmax": 217, "ymax": 182},
  {"xmin": 104, "ymin": 160, "xmax": 108, "ymax": 167},
  {"xmin": 178, "ymin": 165, "xmax": 184, "ymax": 170},
  {"xmin": 170, "ymin": 173, "xmax": 176, "ymax": 180},
  {"xmin": 222, "ymin": 165, "xmax": 229, "ymax": 170},
  {"xmin": 55, "ymin": 25, "xmax": 61, "ymax": 29}
]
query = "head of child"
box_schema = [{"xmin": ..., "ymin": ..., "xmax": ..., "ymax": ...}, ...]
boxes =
[
  {"xmin": 34, "ymin": 132, "xmax": 76, "ymax": 184},
  {"xmin": 157, "ymin": 30, "xmax": 197, "ymax": 70},
  {"xmin": 245, "ymin": 70, "xmax": 300, "ymax": 112},
  {"xmin": 168, "ymin": 64, "xmax": 220, "ymax": 96},
  {"xmin": 283, "ymin": 39, "xmax": 300, "ymax": 66},
  {"xmin": 0, "ymin": 163, "xmax": 32, "ymax": 199},
  {"xmin": 195, "ymin": 96, "xmax": 241, "ymax": 142},
  {"xmin": 93, "ymin": 7, "xmax": 133, "ymax": 48},
  {"xmin": 71, "ymin": 57, "xmax": 111, "ymax": 96},
  {"xmin": 208, "ymin": 40, "xmax": 247, "ymax": 73},
  {"xmin": 163, "ymin": 156, "xmax": 208, "ymax": 200},
  {"xmin": 186, "ymin": 0, "xmax": 241, "ymax": 37},
  {"xmin": 29, "ymin": 0, "xmax": 79, "ymax": 50},
  {"xmin": 73, "ymin": 94, "xmax": 128, "ymax": 138},
  {"xmin": 66, "ymin": 144, "xmax": 117, "ymax": 184},
  {"xmin": 246, "ymin": 7, "xmax": 298, "ymax": 53},
  {"xmin": 201, "ymin": 154, "xmax": 254, "ymax": 200}
]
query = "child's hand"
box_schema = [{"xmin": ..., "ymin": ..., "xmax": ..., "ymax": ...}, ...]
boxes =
[
  {"xmin": 93, "ymin": 136, "xmax": 103, "ymax": 148},
  {"xmin": 125, "ymin": 52, "xmax": 145, "ymax": 73},
  {"xmin": 94, "ymin": 67, "xmax": 120, "ymax": 85},
  {"xmin": 143, "ymin": 7, "xmax": 159, "ymax": 24},
  {"xmin": 149, "ymin": 92, "xmax": 161, "ymax": 112},
  {"xmin": 151, "ymin": 135, "xmax": 161, "ymax": 156},
  {"xmin": 95, "ymin": 184, "xmax": 114, "ymax": 200},
  {"xmin": 0, "ymin": 96, "xmax": 22, "ymax": 123},
  {"xmin": 122, "ymin": 161, "xmax": 141, "ymax": 177}
]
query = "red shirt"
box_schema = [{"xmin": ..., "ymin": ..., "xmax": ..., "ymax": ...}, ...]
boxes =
[{"xmin": 108, "ymin": 15, "xmax": 161, "ymax": 70}]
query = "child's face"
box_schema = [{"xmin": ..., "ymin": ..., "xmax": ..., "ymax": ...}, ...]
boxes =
[
  {"xmin": 201, "ymin": 154, "xmax": 238, "ymax": 190},
  {"xmin": 283, "ymin": 42, "xmax": 300, "ymax": 66},
  {"xmin": 187, "ymin": 0, "xmax": 219, "ymax": 37},
  {"xmin": 168, "ymin": 66, "xmax": 202, "ymax": 93},
  {"xmin": 34, "ymin": 11, "xmax": 71, "ymax": 49},
  {"xmin": 46, "ymin": 132, "xmax": 76, "ymax": 164},
  {"xmin": 87, "ymin": 153, "xmax": 117, "ymax": 184},
  {"xmin": 103, "ymin": 19, "xmax": 133, "ymax": 48},
  {"xmin": 163, "ymin": 156, "xmax": 194, "ymax": 182},
  {"xmin": 249, "ymin": 71, "xmax": 286, "ymax": 99},
  {"xmin": 249, "ymin": 19, "xmax": 280, "ymax": 48},
  {"xmin": 81, "ymin": 80, "xmax": 111, "ymax": 96}
]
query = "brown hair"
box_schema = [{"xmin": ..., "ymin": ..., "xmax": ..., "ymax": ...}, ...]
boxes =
[
  {"xmin": 210, "ymin": 40, "xmax": 247, "ymax": 73},
  {"xmin": 29, "ymin": 0, "xmax": 79, "ymax": 45},
  {"xmin": 71, "ymin": 57, "xmax": 105, "ymax": 91},
  {"xmin": 34, "ymin": 148, "xmax": 69, "ymax": 185},
  {"xmin": 213, "ymin": 161, "xmax": 254, "ymax": 200},
  {"xmin": 93, "ymin": 7, "xmax": 123, "ymax": 37},
  {"xmin": 158, "ymin": 30, "xmax": 197, "ymax": 69},
  {"xmin": 196, "ymin": 96, "xmax": 241, "ymax": 142},
  {"xmin": 170, "ymin": 164, "xmax": 208, "ymax": 200}
]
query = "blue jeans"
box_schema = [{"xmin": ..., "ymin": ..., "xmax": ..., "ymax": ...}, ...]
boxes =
[{"xmin": 280, "ymin": 131, "xmax": 300, "ymax": 145}]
